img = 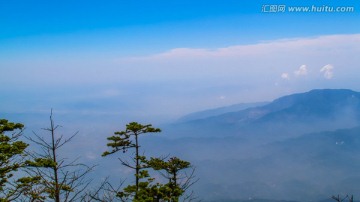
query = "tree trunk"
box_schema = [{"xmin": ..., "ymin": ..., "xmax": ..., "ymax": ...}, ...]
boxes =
[{"xmin": 50, "ymin": 113, "xmax": 60, "ymax": 202}]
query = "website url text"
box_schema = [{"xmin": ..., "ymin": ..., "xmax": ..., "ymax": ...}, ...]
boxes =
[{"xmin": 261, "ymin": 5, "xmax": 355, "ymax": 13}]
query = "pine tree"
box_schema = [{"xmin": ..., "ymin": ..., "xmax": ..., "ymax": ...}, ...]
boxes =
[
  {"xmin": 0, "ymin": 119, "xmax": 28, "ymax": 201},
  {"xmin": 147, "ymin": 157, "xmax": 196, "ymax": 202},
  {"xmin": 102, "ymin": 122, "xmax": 161, "ymax": 198},
  {"xmin": 102, "ymin": 122, "xmax": 198, "ymax": 201}
]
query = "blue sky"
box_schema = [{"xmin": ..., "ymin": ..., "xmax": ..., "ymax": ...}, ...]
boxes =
[
  {"xmin": 1, "ymin": 0, "xmax": 360, "ymax": 123},
  {"xmin": 2, "ymin": 0, "xmax": 359, "ymax": 54}
]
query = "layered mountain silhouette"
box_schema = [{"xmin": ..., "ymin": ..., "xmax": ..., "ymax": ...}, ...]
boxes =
[
  {"xmin": 158, "ymin": 89, "xmax": 360, "ymax": 201},
  {"xmin": 169, "ymin": 89, "xmax": 360, "ymax": 140},
  {"xmin": 177, "ymin": 102, "xmax": 269, "ymax": 122},
  {"xmin": 5, "ymin": 89, "xmax": 360, "ymax": 201}
]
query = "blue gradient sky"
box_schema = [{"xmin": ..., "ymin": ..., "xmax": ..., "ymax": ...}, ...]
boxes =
[
  {"xmin": 2, "ymin": 0, "xmax": 359, "ymax": 54},
  {"xmin": 1, "ymin": 0, "xmax": 360, "ymax": 123}
]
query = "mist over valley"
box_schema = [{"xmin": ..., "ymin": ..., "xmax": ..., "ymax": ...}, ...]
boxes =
[{"xmin": 3, "ymin": 89, "xmax": 360, "ymax": 201}]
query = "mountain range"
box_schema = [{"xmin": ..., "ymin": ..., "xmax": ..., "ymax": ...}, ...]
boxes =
[
  {"xmin": 155, "ymin": 89, "xmax": 360, "ymax": 201},
  {"xmin": 4, "ymin": 89, "xmax": 360, "ymax": 201},
  {"xmin": 168, "ymin": 89, "xmax": 360, "ymax": 140},
  {"xmin": 177, "ymin": 102, "xmax": 269, "ymax": 123}
]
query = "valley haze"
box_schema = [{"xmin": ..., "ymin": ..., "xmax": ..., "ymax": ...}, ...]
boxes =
[
  {"xmin": 3, "ymin": 89, "xmax": 360, "ymax": 201},
  {"xmin": 1, "ymin": 0, "xmax": 360, "ymax": 201}
]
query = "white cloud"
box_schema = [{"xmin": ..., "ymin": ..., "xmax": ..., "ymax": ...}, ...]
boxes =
[
  {"xmin": 4, "ymin": 34, "xmax": 359, "ymax": 87},
  {"xmin": 320, "ymin": 64, "xmax": 334, "ymax": 79},
  {"xmin": 294, "ymin": 65, "xmax": 308, "ymax": 76},
  {"xmin": 281, "ymin": 73, "xmax": 290, "ymax": 80},
  {"xmin": 113, "ymin": 34, "xmax": 360, "ymax": 89},
  {"xmin": 2, "ymin": 34, "xmax": 360, "ymax": 118},
  {"xmin": 124, "ymin": 34, "xmax": 360, "ymax": 62}
]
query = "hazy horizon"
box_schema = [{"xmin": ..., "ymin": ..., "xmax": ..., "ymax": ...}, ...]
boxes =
[
  {"xmin": 1, "ymin": 2, "xmax": 360, "ymax": 200},
  {"xmin": 2, "ymin": 1, "xmax": 360, "ymax": 124}
]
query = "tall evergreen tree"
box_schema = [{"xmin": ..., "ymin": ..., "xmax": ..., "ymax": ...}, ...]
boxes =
[
  {"xmin": 102, "ymin": 122, "xmax": 161, "ymax": 197},
  {"xmin": 0, "ymin": 119, "xmax": 28, "ymax": 201},
  {"xmin": 102, "ymin": 122, "xmax": 198, "ymax": 201},
  {"xmin": 147, "ymin": 157, "xmax": 196, "ymax": 202}
]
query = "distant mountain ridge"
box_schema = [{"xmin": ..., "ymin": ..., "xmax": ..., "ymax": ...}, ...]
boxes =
[
  {"xmin": 170, "ymin": 89, "xmax": 360, "ymax": 139},
  {"xmin": 256, "ymin": 89, "xmax": 360, "ymax": 121},
  {"xmin": 177, "ymin": 102, "xmax": 269, "ymax": 122},
  {"xmin": 197, "ymin": 89, "xmax": 360, "ymax": 123}
]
